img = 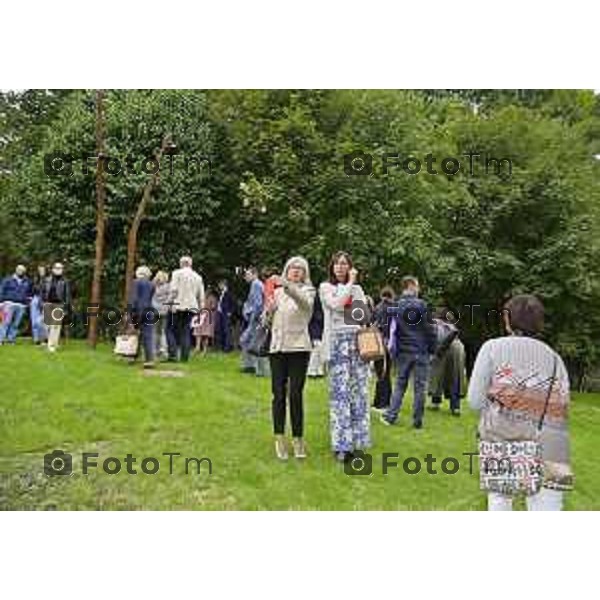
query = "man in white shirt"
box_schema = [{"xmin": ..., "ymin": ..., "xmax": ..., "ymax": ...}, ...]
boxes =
[{"xmin": 169, "ymin": 255, "xmax": 205, "ymax": 362}]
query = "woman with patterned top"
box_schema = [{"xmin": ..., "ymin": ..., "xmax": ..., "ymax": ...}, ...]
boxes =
[
  {"xmin": 468, "ymin": 294, "xmax": 573, "ymax": 511},
  {"xmin": 319, "ymin": 251, "xmax": 370, "ymax": 463}
]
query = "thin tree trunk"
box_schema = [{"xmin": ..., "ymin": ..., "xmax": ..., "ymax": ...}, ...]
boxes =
[
  {"xmin": 87, "ymin": 89, "xmax": 107, "ymax": 348},
  {"xmin": 122, "ymin": 134, "xmax": 172, "ymax": 311}
]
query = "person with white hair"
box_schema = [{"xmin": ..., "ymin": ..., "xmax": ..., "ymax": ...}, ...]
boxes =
[
  {"xmin": 0, "ymin": 264, "xmax": 33, "ymax": 345},
  {"xmin": 169, "ymin": 255, "xmax": 205, "ymax": 362},
  {"xmin": 265, "ymin": 256, "xmax": 315, "ymax": 460},
  {"xmin": 128, "ymin": 265, "xmax": 156, "ymax": 367},
  {"xmin": 41, "ymin": 262, "xmax": 70, "ymax": 352}
]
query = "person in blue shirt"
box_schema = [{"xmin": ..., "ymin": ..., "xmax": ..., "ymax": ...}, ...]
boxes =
[
  {"xmin": 239, "ymin": 266, "xmax": 268, "ymax": 376},
  {"xmin": 0, "ymin": 264, "xmax": 33, "ymax": 345}
]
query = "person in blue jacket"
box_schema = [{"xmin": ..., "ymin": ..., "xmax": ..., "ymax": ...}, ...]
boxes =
[
  {"xmin": 128, "ymin": 265, "xmax": 156, "ymax": 367},
  {"xmin": 0, "ymin": 264, "xmax": 33, "ymax": 345},
  {"xmin": 381, "ymin": 276, "xmax": 437, "ymax": 429}
]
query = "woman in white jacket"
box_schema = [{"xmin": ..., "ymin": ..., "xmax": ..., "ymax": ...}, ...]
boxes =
[{"xmin": 267, "ymin": 256, "xmax": 315, "ymax": 460}]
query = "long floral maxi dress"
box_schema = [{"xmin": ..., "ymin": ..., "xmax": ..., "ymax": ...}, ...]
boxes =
[{"xmin": 328, "ymin": 330, "xmax": 370, "ymax": 453}]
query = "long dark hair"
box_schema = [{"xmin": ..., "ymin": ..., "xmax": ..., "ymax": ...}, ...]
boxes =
[{"xmin": 328, "ymin": 251, "xmax": 353, "ymax": 284}]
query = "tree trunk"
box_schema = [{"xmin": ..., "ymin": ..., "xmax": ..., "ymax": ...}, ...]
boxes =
[
  {"xmin": 122, "ymin": 134, "xmax": 172, "ymax": 312},
  {"xmin": 87, "ymin": 89, "xmax": 107, "ymax": 348}
]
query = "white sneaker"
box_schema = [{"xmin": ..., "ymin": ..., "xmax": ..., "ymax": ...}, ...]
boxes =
[
  {"xmin": 292, "ymin": 438, "xmax": 307, "ymax": 459},
  {"xmin": 275, "ymin": 437, "xmax": 288, "ymax": 461}
]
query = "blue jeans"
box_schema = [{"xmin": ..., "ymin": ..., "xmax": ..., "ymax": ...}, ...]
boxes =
[
  {"xmin": 385, "ymin": 352, "xmax": 430, "ymax": 425},
  {"xmin": 30, "ymin": 295, "xmax": 47, "ymax": 342},
  {"xmin": 0, "ymin": 302, "xmax": 26, "ymax": 343},
  {"xmin": 138, "ymin": 322, "xmax": 155, "ymax": 362}
]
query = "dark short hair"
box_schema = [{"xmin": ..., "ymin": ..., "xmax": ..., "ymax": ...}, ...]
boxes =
[
  {"xmin": 328, "ymin": 251, "xmax": 353, "ymax": 284},
  {"xmin": 244, "ymin": 266, "xmax": 258, "ymax": 277},
  {"xmin": 504, "ymin": 294, "xmax": 545, "ymax": 336},
  {"xmin": 402, "ymin": 275, "xmax": 419, "ymax": 290},
  {"xmin": 380, "ymin": 285, "xmax": 395, "ymax": 300}
]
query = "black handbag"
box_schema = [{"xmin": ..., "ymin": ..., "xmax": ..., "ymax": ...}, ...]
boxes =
[{"xmin": 247, "ymin": 322, "xmax": 271, "ymax": 357}]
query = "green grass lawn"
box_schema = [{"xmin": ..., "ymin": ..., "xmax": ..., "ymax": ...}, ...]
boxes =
[{"xmin": 1, "ymin": 340, "xmax": 598, "ymax": 510}]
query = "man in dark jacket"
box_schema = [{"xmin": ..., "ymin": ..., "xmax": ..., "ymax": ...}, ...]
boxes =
[
  {"xmin": 41, "ymin": 262, "xmax": 71, "ymax": 352},
  {"xmin": 215, "ymin": 279, "xmax": 235, "ymax": 352},
  {"xmin": 0, "ymin": 264, "xmax": 33, "ymax": 345},
  {"xmin": 382, "ymin": 276, "xmax": 437, "ymax": 429}
]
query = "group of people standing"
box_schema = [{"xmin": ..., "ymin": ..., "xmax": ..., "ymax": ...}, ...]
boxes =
[
  {"xmin": 129, "ymin": 256, "xmax": 235, "ymax": 367},
  {"xmin": 244, "ymin": 251, "xmax": 572, "ymax": 511},
  {"xmin": 240, "ymin": 252, "xmax": 468, "ymax": 462},
  {"xmin": 2, "ymin": 251, "xmax": 574, "ymax": 510},
  {"xmin": 0, "ymin": 262, "xmax": 71, "ymax": 352}
]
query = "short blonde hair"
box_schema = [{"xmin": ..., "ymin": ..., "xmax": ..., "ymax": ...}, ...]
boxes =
[
  {"xmin": 136, "ymin": 265, "xmax": 152, "ymax": 279},
  {"xmin": 153, "ymin": 270, "xmax": 169, "ymax": 284}
]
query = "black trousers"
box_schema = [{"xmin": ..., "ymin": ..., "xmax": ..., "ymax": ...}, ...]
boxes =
[
  {"xmin": 373, "ymin": 347, "xmax": 392, "ymax": 408},
  {"xmin": 172, "ymin": 311, "xmax": 193, "ymax": 362},
  {"xmin": 269, "ymin": 351, "xmax": 310, "ymax": 437}
]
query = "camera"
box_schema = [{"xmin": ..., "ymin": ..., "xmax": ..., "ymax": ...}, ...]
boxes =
[
  {"xmin": 343, "ymin": 300, "xmax": 372, "ymax": 326},
  {"xmin": 344, "ymin": 151, "xmax": 373, "ymax": 176},
  {"xmin": 344, "ymin": 450, "xmax": 373, "ymax": 476},
  {"xmin": 44, "ymin": 450, "xmax": 73, "ymax": 476},
  {"xmin": 43, "ymin": 152, "xmax": 74, "ymax": 177}
]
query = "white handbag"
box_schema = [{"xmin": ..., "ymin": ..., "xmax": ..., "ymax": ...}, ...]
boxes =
[{"xmin": 114, "ymin": 333, "xmax": 139, "ymax": 357}]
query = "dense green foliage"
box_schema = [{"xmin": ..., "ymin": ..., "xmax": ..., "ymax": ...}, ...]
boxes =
[{"xmin": 1, "ymin": 89, "xmax": 599, "ymax": 378}]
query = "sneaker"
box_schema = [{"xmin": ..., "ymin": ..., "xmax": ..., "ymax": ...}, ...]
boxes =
[
  {"xmin": 451, "ymin": 409, "xmax": 461, "ymax": 417},
  {"xmin": 292, "ymin": 438, "xmax": 307, "ymax": 459},
  {"xmin": 413, "ymin": 420, "xmax": 423, "ymax": 429},
  {"xmin": 143, "ymin": 361, "xmax": 155, "ymax": 369},
  {"xmin": 274, "ymin": 436, "xmax": 288, "ymax": 461},
  {"xmin": 380, "ymin": 414, "xmax": 393, "ymax": 426}
]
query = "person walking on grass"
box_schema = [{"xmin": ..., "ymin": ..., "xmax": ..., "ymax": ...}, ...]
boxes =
[
  {"xmin": 320, "ymin": 251, "xmax": 370, "ymax": 463},
  {"xmin": 0, "ymin": 264, "xmax": 32, "ymax": 346},
  {"xmin": 41, "ymin": 262, "xmax": 70, "ymax": 353},
  {"xmin": 266, "ymin": 256, "xmax": 315, "ymax": 460},
  {"xmin": 468, "ymin": 294, "xmax": 573, "ymax": 511},
  {"xmin": 381, "ymin": 276, "xmax": 437, "ymax": 429},
  {"xmin": 129, "ymin": 265, "xmax": 155, "ymax": 368},
  {"xmin": 170, "ymin": 256, "xmax": 204, "ymax": 363}
]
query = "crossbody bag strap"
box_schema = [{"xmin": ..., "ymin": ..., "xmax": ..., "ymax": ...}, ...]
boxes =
[{"xmin": 538, "ymin": 355, "xmax": 558, "ymax": 432}]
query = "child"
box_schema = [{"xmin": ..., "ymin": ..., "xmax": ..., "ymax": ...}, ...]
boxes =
[{"xmin": 192, "ymin": 292, "xmax": 218, "ymax": 355}]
